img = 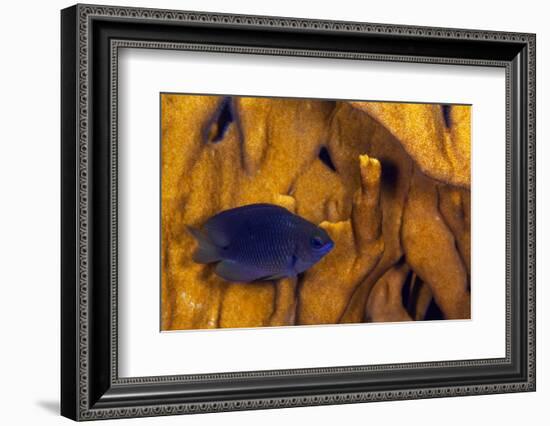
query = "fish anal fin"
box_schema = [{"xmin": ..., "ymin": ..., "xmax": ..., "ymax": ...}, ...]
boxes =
[
  {"xmin": 255, "ymin": 272, "xmax": 289, "ymax": 282},
  {"xmin": 215, "ymin": 260, "xmax": 264, "ymax": 283}
]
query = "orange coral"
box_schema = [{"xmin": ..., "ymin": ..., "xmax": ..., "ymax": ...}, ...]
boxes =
[
  {"xmin": 350, "ymin": 102, "xmax": 471, "ymax": 187},
  {"xmin": 161, "ymin": 94, "xmax": 471, "ymax": 330}
]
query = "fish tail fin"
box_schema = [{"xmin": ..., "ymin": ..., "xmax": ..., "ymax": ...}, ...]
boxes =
[{"xmin": 187, "ymin": 226, "xmax": 221, "ymax": 264}]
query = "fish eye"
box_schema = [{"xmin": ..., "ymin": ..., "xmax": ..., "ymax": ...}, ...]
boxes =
[{"xmin": 310, "ymin": 236, "xmax": 324, "ymax": 249}]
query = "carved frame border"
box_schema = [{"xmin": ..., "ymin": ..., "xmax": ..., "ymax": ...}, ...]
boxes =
[{"xmin": 61, "ymin": 3, "xmax": 536, "ymax": 421}]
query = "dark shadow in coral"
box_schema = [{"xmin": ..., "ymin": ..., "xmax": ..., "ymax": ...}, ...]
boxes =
[
  {"xmin": 318, "ymin": 146, "xmax": 337, "ymax": 172},
  {"xmin": 380, "ymin": 158, "xmax": 400, "ymax": 194},
  {"xmin": 424, "ymin": 298, "xmax": 445, "ymax": 320},
  {"xmin": 207, "ymin": 96, "xmax": 235, "ymax": 143},
  {"xmin": 441, "ymin": 104, "xmax": 452, "ymax": 128}
]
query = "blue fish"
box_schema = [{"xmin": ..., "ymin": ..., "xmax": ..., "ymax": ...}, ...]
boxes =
[{"xmin": 188, "ymin": 204, "xmax": 334, "ymax": 282}]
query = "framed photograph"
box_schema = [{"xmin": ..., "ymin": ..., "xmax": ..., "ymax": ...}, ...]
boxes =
[{"xmin": 61, "ymin": 3, "xmax": 536, "ymax": 421}]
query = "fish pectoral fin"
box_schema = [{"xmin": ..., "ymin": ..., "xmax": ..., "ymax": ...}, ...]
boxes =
[
  {"xmin": 289, "ymin": 255, "xmax": 304, "ymax": 275},
  {"xmin": 292, "ymin": 256, "xmax": 311, "ymax": 275},
  {"xmin": 215, "ymin": 260, "xmax": 262, "ymax": 283}
]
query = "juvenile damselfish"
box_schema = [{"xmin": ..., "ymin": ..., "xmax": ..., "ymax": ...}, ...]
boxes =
[{"xmin": 188, "ymin": 204, "xmax": 334, "ymax": 282}]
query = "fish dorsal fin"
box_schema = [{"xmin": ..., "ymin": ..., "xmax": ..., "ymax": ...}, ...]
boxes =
[
  {"xmin": 205, "ymin": 203, "xmax": 290, "ymax": 248},
  {"xmin": 229, "ymin": 203, "xmax": 288, "ymax": 212},
  {"xmin": 210, "ymin": 204, "xmax": 289, "ymax": 222}
]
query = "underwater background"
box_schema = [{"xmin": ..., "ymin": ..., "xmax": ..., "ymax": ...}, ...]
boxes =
[{"xmin": 161, "ymin": 94, "xmax": 471, "ymax": 331}]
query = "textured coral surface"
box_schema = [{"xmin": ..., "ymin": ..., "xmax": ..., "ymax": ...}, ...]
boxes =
[{"xmin": 161, "ymin": 95, "xmax": 471, "ymax": 330}]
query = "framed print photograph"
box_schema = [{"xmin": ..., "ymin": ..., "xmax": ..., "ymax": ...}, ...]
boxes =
[{"xmin": 60, "ymin": 3, "xmax": 536, "ymax": 421}]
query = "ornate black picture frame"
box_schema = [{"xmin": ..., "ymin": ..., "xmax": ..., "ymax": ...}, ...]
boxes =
[{"xmin": 61, "ymin": 3, "xmax": 536, "ymax": 421}]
